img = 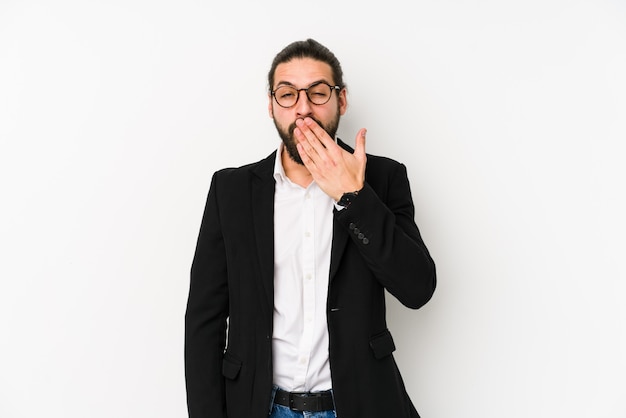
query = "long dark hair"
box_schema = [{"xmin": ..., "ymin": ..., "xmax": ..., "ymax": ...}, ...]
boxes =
[{"xmin": 267, "ymin": 38, "xmax": 345, "ymax": 91}]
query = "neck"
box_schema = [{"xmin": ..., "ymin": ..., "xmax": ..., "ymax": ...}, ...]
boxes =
[{"xmin": 281, "ymin": 148, "xmax": 313, "ymax": 188}]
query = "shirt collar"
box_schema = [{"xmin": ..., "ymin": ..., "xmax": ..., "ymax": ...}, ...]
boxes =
[{"xmin": 273, "ymin": 142, "xmax": 288, "ymax": 185}]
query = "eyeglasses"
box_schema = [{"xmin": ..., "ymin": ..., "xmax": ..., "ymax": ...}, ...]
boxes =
[{"xmin": 271, "ymin": 81, "xmax": 341, "ymax": 108}]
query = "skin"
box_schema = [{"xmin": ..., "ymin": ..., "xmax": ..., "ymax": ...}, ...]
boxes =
[{"xmin": 268, "ymin": 57, "xmax": 368, "ymax": 202}]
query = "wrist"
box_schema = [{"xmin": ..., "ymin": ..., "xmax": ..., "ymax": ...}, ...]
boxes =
[{"xmin": 336, "ymin": 189, "xmax": 362, "ymax": 209}]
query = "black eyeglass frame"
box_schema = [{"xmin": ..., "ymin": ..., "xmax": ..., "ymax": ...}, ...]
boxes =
[{"xmin": 271, "ymin": 81, "xmax": 341, "ymax": 108}]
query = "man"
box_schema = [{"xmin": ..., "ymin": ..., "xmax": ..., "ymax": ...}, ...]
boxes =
[{"xmin": 185, "ymin": 39, "xmax": 436, "ymax": 418}]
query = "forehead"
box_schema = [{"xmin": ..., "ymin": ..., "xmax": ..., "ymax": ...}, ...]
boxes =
[{"xmin": 273, "ymin": 57, "xmax": 333, "ymax": 87}]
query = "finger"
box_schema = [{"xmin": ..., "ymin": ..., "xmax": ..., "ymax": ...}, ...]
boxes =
[
  {"xmin": 296, "ymin": 119, "xmax": 333, "ymax": 164},
  {"xmin": 294, "ymin": 120, "xmax": 320, "ymax": 149},
  {"xmin": 296, "ymin": 142, "xmax": 319, "ymax": 173},
  {"xmin": 354, "ymin": 128, "xmax": 367, "ymax": 160},
  {"xmin": 294, "ymin": 126, "xmax": 322, "ymax": 163},
  {"xmin": 303, "ymin": 117, "xmax": 337, "ymax": 149}
]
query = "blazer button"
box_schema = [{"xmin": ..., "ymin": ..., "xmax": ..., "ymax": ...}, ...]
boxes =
[
  {"xmin": 362, "ymin": 237, "xmax": 369, "ymax": 245},
  {"xmin": 349, "ymin": 223, "xmax": 356, "ymax": 230},
  {"xmin": 353, "ymin": 227, "xmax": 360, "ymax": 234},
  {"xmin": 357, "ymin": 233, "xmax": 365, "ymax": 240}
]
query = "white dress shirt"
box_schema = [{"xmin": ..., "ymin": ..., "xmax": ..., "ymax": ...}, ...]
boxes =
[{"xmin": 272, "ymin": 144, "xmax": 335, "ymax": 392}]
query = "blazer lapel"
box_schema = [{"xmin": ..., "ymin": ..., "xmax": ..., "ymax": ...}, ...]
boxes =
[{"xmin": 251, "ymin": 152, "xmax": 276, "ymax": 312}]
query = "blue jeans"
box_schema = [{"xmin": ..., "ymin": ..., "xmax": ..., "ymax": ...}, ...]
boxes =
[
  {"xmin": 269, "ymin": 404, "xmax": 337, "ymax": 418},
  {"xmin": 269, "ymin": 386, "xmax": 337, "ymax": 418}
]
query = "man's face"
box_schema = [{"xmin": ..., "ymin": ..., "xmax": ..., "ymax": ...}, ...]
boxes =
[{"xmin": 268, "ymin": 58, "xmax": 347, "ymax": 165}]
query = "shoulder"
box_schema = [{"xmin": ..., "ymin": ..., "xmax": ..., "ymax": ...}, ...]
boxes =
[
  {"xmin": 366, "ymin": 152, "xmax": 406, "ymax": 172},
  {"xmin": 336, "ymin": 138, "xmax": 410, "ymax": 197},
  {"xmin": 212, "ymin": 150, "xmax": 276, "ymax": 184},
  {"xmin": 337, "ymin": 137, "xmax": 406, "ymax": 173},
  {"xmin": 364, "ymin": 153, "xmax": 409, "ymax": 198}
]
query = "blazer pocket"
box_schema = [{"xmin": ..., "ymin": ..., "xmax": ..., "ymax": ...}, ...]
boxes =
[
  {"xmin": 369, "ymin": 329, "xmax": 396, "ymax": 360},
  {"xmin": 222, "ymin": 352, "xmax": 242, "ymax": 380}
]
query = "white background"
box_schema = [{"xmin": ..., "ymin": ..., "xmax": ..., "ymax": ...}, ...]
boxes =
[{"xmin": 1, "ymin": 1, "xmax": 625, "ymax": 417}]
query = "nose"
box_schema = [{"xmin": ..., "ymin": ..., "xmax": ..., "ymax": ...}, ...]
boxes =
[{"xmin": 294, "ymin": 89, "xmax": 313, "ymax": 117}]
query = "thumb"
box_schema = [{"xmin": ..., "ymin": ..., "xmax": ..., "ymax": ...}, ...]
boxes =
[{"xmin": 354, "ymin": 128, "xmax": 367, "ymax": 159}]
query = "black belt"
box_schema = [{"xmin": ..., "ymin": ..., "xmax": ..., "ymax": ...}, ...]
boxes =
[{"xmin": 274, "ymin": 388, "xmax": 334, "ymax": 412}]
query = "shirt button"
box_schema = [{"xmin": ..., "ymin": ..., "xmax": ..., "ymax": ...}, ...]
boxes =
[{"xmin": 304, "ymin": 231, "xmax": 311, "ymax": 238}]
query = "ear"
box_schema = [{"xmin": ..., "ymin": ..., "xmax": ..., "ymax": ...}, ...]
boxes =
[
  {"xmin": 268, "ymin": 93, "xmax": 274, "ymax": 118},
  {"xmin": 338, "ymin": 87, "xmax": 348, "ymax": 116}
]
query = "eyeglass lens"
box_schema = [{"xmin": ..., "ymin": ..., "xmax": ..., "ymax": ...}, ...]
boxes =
[{"xmin": 273, "ymin": 83, "xmax": 333, "ymax": 107}]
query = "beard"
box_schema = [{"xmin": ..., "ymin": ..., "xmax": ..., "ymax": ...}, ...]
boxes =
[{"xmin": 273, "ymin": 110, "xmax": 341, "ymax": 165}]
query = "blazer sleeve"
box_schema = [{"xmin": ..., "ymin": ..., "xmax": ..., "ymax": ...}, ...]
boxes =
[
  {"xmin": 335, "ymin": 161, "xmax": 436, "ymax": 309},
  {"xmin": 185, "ymin": 172, "xmax": 229, "ymax": 418}
]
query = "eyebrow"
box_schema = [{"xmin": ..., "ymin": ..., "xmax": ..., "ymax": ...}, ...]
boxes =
[{"xmin": 274, "ymin": 79, "xmax": 331, "ymax": 89}]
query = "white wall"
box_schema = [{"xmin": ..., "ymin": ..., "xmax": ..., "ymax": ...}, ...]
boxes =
[{"xmin": 1, "ymin": 1, "xmax": 624, "ymax": 417}]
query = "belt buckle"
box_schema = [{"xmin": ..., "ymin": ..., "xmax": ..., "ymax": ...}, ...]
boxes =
[
  {"xmin": 288, "ymin": 391, "xmax": 319, "ymax": 412},
  {"xmin": 288, "ymin": 391, "xmax": 302, "ymax": 411}
]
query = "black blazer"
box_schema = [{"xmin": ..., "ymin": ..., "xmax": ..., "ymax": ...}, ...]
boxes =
[{"xmin": 185, "ymin": 141, "xmax": 436, "ymax": 418}]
